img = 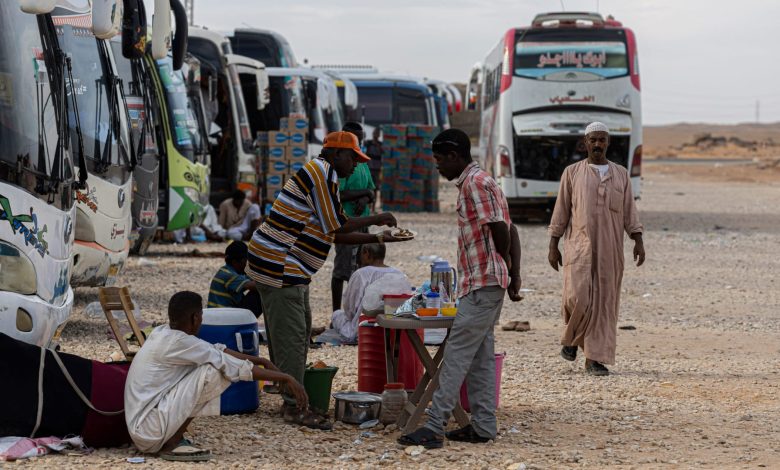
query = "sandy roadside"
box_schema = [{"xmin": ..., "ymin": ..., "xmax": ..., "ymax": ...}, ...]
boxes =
[{"xmin": 25, "ymin": 165, "xmax": 780, "ymax": 469}]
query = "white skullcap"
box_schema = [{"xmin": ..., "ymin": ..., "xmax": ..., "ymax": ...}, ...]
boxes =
[{"xmin": 585, "ymin": 121, "xmax": 609, "ymax": 135}]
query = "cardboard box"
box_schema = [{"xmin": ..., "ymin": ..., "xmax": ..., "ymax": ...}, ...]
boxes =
[
  {"xmin": 266, "ymin": 174, "xmax": 285, "ymax": 187},
  {"xmin": 287, "ymin": 130, "xmax": 307, "ymax": 146},
  {"xmin": 269, "ymin": 131, "xmax": 290, "ymax": 146},
  {"xmin": 281, "ymin": 116, "xmax": 309, "ymax": 131},
  {"xmin": 288, "ymin": 160, "xmax": 305, "ymax": 174},
  {"xmin": 268, "ymin": 146, "xmax": 287, "ymax": 163},
  {"xmin": 287, "ymin": 145, "xmax": 308, "ymax": 161},
  {"xmin": 267, "ymin": 159, "xmax": 289, "ymax": 175}
]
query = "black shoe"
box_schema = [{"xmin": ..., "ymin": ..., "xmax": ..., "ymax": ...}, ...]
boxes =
[
  {"xmin": 398, "ymin": 427, "xmax": 444, "ymax": 449},
  {"xmin": 445, "ymin": 424, "xmax": 492, "ymax": 443},
  {"xmin": 585, "ymin": 360, "xmax": 609, "ymax": 376},
  {"xmin": 561, "ymin": 346, "xmax": 577, "ymax": 361}
]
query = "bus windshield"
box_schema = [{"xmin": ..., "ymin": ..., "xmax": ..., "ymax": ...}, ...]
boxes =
[
  {"xmin": 0, "ymin": 4, "xmax": 72, "ymax": 197},
  {"xmin": 58, "ymin": 24, "xmax": 125, "ymax": 175},
  {"xmin": 157, "ymin": 57, "xmax": 201, "ymax": 161},
  {"xmin": 352, "ymin": 87, "xmax": 392, "ymax": 125},
  {"xmin": 515, "ymin": 28, "xmax": 628, "ymax": 80}
]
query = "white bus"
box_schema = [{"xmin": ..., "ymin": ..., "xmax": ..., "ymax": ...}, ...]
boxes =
[
  {"xmin": 53, "ymin": 1, "xmax": 134, "ymax": 287},
  {"xmin": 471, "ymin": 12, "xmax": 642, "ymax": 218},
  {"xmin": 0, "ymin": 3, "xmax": 76, "ymax": 346}
]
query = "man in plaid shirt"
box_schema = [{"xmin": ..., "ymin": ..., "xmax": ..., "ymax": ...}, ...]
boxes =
[{"xmin": 400, "ymin": 129, "xmax": 523, "ymax": 449}]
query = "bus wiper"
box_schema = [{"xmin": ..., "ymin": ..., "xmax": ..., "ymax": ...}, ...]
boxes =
[{"xmin": 66, "ymin": 55, "xmax": 88, "ymax": 190}]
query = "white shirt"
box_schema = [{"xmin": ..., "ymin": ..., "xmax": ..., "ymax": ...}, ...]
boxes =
[
  {"xmin": 124, "ymin": 325, "xmax": 253, "ymax": 433},
  {"xmin": 332, "ymin": 266, "xmax": 409, "ymax": 341},
  {"xmin": 589, "ymin": 163, "xmax": 610, "ymax": 180}
]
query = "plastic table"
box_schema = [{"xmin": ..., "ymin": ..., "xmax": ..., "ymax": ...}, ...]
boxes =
[{"xmin": 375, "ymin": 314, "xmax": 469, "ymax": 434}]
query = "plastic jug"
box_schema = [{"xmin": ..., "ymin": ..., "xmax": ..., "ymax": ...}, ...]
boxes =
[{"xmin": 430, "ymin": 260, "xmax": 457, "ymax": 302}]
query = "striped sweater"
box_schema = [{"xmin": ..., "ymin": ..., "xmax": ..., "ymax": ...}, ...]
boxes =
[{"xmin": 247, "ymin": 157, "xmax": 348, "ymax": 287}]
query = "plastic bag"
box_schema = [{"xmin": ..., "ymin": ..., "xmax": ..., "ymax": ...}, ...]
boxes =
[{"xmin": 361, "ymin": 273, "xmax": 412, "ymax": 313}]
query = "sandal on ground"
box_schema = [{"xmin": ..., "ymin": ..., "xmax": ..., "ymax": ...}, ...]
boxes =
[
  {"xmin": 398, "ymin": 427, "xmax": 444, "ymax": 449},
  {"xmin": 585, "ymin": 360, "xmax": 610, "ymax": 376},
  {"xmin": 160, "ymin": 438, "xmax": 212, "ymax": 462},
  {"xmin": 561, "ymin": 346, "xmax": 577, "ymax": 362},
  {"xmin": 263, "ymin": 383, "xmax": 280, "ymax": 394},
  {"xmin": 514, "ymin": 321, "xmax": 531, "ymax": 332},
  {"xmin": 501, "ymin": 321, "xmax": 520, "ymax": 331},
  {"xmin": 445, "ymin": 424, "xmax": 492, "ymax": 443},
  {"xmin": 282, "ymin": 405, "xmax": 332, "ymax": 430}
]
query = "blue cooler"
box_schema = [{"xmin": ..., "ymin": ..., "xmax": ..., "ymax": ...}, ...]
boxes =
[{"xmin": 197, "ymin": 308, "xmax": 260, "ymax": 415}]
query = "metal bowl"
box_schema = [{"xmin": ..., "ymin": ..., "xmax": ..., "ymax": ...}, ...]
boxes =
[{"xmin": 332, "ymin": 391, "xmax": 383, "ymax": 424}]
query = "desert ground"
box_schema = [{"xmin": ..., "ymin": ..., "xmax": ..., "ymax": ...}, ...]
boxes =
[{"xmin": 24, "ymin": 150, "xmax": 780, "ymax": 469}]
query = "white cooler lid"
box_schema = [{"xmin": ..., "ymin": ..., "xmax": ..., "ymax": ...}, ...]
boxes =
[{"xmin": 202, "ymin": 308, "xmax": 257, "ymax": 326}]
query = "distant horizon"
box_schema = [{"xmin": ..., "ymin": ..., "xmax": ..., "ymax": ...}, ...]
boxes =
[{"xmin": 184, "ymin": 0, "xmax": 780, "ymax": 125}]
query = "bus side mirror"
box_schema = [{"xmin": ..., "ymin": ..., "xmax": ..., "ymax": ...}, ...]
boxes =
[
  {"xmin": 256, "ymin": 69, "xmax": 269, "ymax": 110},
  {"xmin": 18, "ymin": 0, "xmax": 56, "ymax": 14},
  {"xmin": 122, "ymin": 0, "xmax": 147, "ymax": 59},
  {"xmin": 152, "ymin": 0, "xmax": 173, "ymax": 60},
  {"xmin": 92, "ymin": 0, "xmax": 123, "ymax": 40},
  {"xmin": 170, "ymin": 0, "xmax": 188, "ymax": 70}
]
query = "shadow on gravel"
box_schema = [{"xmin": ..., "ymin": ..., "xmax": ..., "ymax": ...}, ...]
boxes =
[{"xmin": 640, "ymin": 210, "xmax": 780, "ymax": 234}]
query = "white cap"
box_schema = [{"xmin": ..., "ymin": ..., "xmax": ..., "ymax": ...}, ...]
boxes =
[{"xmin": 585, "ymin": 121, "xmax": 609, "ymax": 135}]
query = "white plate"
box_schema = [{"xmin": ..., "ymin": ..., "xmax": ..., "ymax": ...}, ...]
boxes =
[{"xmin": 391, "ymin": 228, "xmax": 417, "ymax": 240}]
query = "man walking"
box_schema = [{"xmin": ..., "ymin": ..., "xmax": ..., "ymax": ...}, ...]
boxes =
[
  {"xmin": 399, "ymin": 129, "xmax": 523, "ymax": 449},
  {"xmin": 247, "ymin": 131, "xmax": 403, "ymax": 429},
  {"xmin": 548, "ymin": 121, "xmax": 645, "ymax": 376}
]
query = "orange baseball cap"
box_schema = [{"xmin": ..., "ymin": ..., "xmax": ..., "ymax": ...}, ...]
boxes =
[{"xmin": 323, "ymin": 131, "xmax": 371, "ymax": 162}]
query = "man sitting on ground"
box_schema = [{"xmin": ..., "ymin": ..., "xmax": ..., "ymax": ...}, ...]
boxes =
[
  {"xmin": 329, "ymin": 244, "xmax": 410, "ymax": 343},
  {"xmin": 207, "ymin": 241, "xmax": 262, "ymax": 318},
  {"xmin": 124, "ymin": 291, "xmax": 307, "ymax": 461},
  {"xmin": 218, "ymin": 189, "xmax": 261, "ymax": 241}
]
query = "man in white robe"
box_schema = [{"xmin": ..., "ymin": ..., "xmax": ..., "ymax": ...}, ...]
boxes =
[
  {"xmin": 124, "ymin": 291, "xmax": 307, "ymax": 460},
  {"xmin": 331, "ymin": 244, "xmax": 410, "ymax": 342}
]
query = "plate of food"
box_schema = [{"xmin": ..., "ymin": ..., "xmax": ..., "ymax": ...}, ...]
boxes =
[{"xmin": 390, "ymin": 227, "xmax": 416, "ymax": 240}]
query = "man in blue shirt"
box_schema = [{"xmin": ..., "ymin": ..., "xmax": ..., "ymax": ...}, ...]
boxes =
[{"xmin": 207, "ymin": 241, "xmax": 262, "ymax": 318}]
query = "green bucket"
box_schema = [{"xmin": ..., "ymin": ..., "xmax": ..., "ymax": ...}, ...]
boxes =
[{"xmin": 303, "ymin": 366, "xmax": 339, "ymax": 414}]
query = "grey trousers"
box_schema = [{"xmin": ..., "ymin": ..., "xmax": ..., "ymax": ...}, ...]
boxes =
[{"xmin": 425, "ymin": 286, "xmax": 505, "ymax": 438}]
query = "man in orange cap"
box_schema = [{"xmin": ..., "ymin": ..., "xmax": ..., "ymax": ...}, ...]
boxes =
[{"xmin": 247, "ymin": 131, "xmax": 406, "ymax": 429}]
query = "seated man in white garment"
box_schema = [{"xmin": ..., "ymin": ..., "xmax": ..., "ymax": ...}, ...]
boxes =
[
  {"xmin": 330, "ymin": 244, "xmax": 411, "ymax": 343},
  {"xmin": 218, "ymin": 189, "xmax": 261, "ymax": 241},
  {"xmin": 124, "ymin": 291, "xmax": 307, "ymax": 461}
]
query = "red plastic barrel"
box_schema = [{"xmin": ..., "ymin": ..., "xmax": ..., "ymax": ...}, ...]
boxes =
[{"xmin": 357, "ymin": 316, "xmax": 423, "ymax": 393}]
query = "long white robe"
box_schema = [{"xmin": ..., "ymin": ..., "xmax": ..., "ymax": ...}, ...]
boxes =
[
  {"xmin": 124, "ymin": 325, "xmax": 253, "ymax": 453},
  {"xmin": 548, "ymin": 160, "xmax": 643, "ymax": 365},
  {"xmin": 331, "ymin": 266, "xmax": 408, "ymax": 341}
]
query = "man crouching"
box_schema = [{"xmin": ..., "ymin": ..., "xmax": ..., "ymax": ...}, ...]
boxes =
[{"xmin": 124, "ymin": 291, "xmax": 307, "ymax": 461}]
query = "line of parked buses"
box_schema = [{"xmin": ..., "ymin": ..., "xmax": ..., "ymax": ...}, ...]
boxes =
[{"xmin": 0, "ymin": 0, "xmax": 463, "ymax": 347}]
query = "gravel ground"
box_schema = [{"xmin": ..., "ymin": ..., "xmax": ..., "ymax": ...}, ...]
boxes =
[{"xmin": 28, "ymin": 166, "xmax": 780, "ymax": 469}]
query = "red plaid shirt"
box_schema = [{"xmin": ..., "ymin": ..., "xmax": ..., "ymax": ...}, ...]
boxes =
[{"xmin": 456, "ymin": 162, "xmax": 511, "ymax": 298}]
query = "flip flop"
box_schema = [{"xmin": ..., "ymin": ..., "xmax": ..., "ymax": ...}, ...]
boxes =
[
  {"xmin": 160, "ymin": 439, "xmax": 212, "ymax": 462},
  {"xmin": 514, "ymin": 321, "xmax": 531, "ymax": 332},
  {"xmin": 501, "ymin": 321, "xmax": 520, "ymax": 331},
  {"xmin": 398, "ymin": 427, "xmax": 444, "ymax": 449}
]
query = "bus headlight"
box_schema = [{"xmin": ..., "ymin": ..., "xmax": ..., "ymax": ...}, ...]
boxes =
[
  {"xmin": 183, "ymin": 186, "xmax": 199, "ymax": 203},
  {"xmin": 75, "ymin": 207, "xmax": 96, "ymax": 242},
  {"xmin": 0, "ymin": 241, "xmax": 37, "ymax": 295}
]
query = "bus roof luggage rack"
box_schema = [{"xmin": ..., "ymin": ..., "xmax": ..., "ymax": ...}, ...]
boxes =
[
  {"xmin": 311, "ymin": 64, "xmax": 379, "ymax": 74},
  {"xmin": 532, "ymin": 11, "xmax": 604, "ymax": 27}
]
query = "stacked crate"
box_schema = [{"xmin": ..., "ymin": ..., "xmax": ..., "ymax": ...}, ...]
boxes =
[
  {"xmin": 380, "ymin": 125, "xmax": 439, "ymax": 213},
  {"xmin": 257, "ymin": 115, "xmax": 309, "ymax": 214}
]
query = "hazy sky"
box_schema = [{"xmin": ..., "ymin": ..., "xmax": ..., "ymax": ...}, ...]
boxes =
[{"xmin": 186, "ymin": 0, "xmax": 780, "ymax": 125}]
